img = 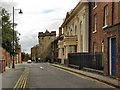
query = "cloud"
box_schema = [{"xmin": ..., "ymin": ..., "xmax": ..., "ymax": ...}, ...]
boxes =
[
  {"xmin": 42, "ymin": 9, "xmax": 55, "ymax": 14},
  {"xmin": 0, "ymin": 0, "xmax": 80, "ymax": 54}
]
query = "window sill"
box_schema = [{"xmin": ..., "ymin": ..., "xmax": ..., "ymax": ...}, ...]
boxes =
[
  {"xmin": 93, "ymin": 5, "xmax": 97, "ymax": 10},
  {"xmin": 93, "ymin": 30, "xmax": 97, "ymax": 34},
  {"xmin": 102, "ymin": 25, "xmax": 108, "ymax": 29}
]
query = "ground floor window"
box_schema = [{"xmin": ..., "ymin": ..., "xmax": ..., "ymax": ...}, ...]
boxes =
[
  {"xmin": 93, "ymin": 42, "xmax": 97, "ymax": 53},
  {"xmin": 69, "ymin": 45, "xmax": 77, "ymax": 53}
]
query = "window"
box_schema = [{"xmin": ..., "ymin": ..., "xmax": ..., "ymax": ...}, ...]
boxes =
[
  {"xmin": 69, "ymin": 45, "xmax": 77, "ymax": 52},
  {"xmin": 62, "ymin": 48, "xmax": 64, "ymax": 55},
  {"xmin": 93, "ymin": 0, "xmax": 97, "ymax": 9},
  {"xmin": 80, "ymin": 21, "xmax": 83, "ymax": 52},
  {"xmin": 70, "ymin": 29, "xmax": 72, "ymax": 35},
  {"xmin": 104, "ymin": 5, "xmax": 108, "ymax": 26},
  {"xmin": 75, "ymin": 25, "xmax": 77, "ymax": 35},
  {"xmin": 94, "ymin": 2, "xmax": 97, "ymax": 7},
  {"xmin": 93, "ymin": 14, "xmax": 97, "ymax": 32},
  {"xmin": 102, "ymin": 42, "xmax": 104, "ymax": 53},
  {"xmin": 93, "ymin": 42, "xmax": 97, "ymax": 53}
]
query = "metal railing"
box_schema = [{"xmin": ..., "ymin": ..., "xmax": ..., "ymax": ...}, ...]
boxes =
[{"xmin": 68, "ymin": 53, "xmax": 103, "ymax": 70}]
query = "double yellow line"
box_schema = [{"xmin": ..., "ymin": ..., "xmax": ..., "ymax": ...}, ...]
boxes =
[
  {"xmin": 51, "ymin": 65, "xmax": 115, "ymax": 88},
  {"xmin": 14, "ymin": 67, "xmax": 29, "ymax": 89}
]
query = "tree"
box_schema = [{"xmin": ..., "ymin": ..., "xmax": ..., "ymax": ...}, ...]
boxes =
[
  {"xmin": 21, "ymin": 52, "xmax": 25, "ymax": 61},
  {"xmin": 1, "ymin": 8, "xmax": 19, "ymax": 55},
  {"xmin": 25, "ymin": 53, "xmax": 31, "ymax": 59}
]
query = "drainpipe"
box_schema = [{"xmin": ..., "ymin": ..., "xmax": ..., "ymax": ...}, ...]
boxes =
[
  {"xmin": 89, "ymin": 2, "xmax": 91, "ymax": 53},
  {"xmin": 112, "ymin": 2, "xmax": 114, "ymax": 25}
]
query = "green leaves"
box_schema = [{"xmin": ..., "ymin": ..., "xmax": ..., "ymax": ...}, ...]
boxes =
[{"xmin": 1, "ymin": 8, "xmax": 20, "ymax": 55}]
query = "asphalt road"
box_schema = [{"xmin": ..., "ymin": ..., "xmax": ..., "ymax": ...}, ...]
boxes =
[
  {"xmin": 2, "ymin": 63, "xmax": 114, "ymax": 89},
  {"xmin": 25, "ymin": 63, "xmax": 113, "ymax": 88}
]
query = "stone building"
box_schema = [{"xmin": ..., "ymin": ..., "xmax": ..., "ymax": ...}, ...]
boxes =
[
  {"xmin": 58, "ymin": 2, "xmax": 89, "ymax": 64},
  {"xmin": 38, "ymin": 30, "xmax": 56, "ymax": 62},
  {"xmin": 90, "ymin": 2, "xmax": 120, "ymax": 79}
]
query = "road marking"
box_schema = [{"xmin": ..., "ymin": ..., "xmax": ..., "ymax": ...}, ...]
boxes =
[
  {"xmin": 50, "ymin": 65, "xmax": 115, "ymax": 88},
  {"xmin": 14, "ymin": 67, "xmax": 29, "ymax": 88}
]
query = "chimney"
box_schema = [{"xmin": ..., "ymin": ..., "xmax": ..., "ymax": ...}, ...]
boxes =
[{"xmin": 59, "ymin": 27, "xmax": 62, "ymax": 36}]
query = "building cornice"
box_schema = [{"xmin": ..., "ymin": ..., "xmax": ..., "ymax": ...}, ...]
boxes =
[{"xmin": 61, "ymin": 2, "xmax": 88, "ymax": 28}]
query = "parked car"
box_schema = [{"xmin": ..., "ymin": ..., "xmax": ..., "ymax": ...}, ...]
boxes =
[{"xmin": 27, "ymin": 60, "xmax": 32, "ymax": 63}]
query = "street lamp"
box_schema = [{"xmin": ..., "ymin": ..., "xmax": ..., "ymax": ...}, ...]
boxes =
[{"xmin": 12, "ymin": 7, "xmax": 23, "ymax": 68}]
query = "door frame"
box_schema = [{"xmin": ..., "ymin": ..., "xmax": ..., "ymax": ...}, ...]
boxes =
[{"xmin": 109, "ymin": 37, "xmax": 116, "ymax": 76}]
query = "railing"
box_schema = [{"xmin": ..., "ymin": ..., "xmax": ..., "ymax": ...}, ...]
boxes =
[
  {"xmin": 68, "ymin": 53, "xmax": 103, "ymax": 70},
  {"xmin": 53, "ymin": 58, "xmax": 61, "ymax": 64}
]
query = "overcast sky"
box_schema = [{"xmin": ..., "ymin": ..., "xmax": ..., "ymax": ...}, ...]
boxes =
[{"xmin": 0, "ymin": 0, "xmax": 80, "ymax": 53}]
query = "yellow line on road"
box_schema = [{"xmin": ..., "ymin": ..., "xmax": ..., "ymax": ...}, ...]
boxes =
[
  {"xmin": 14, "ymin": 67, "xmax": 29, "ymax": 89},
  {"xmin": 51, "ymin": 65, "xmax": 115, "ymax": 88},
  {"xmin": 21, "ymin": 78, "xmax": 25, "ymax": 88},
  {"xmin": 23, "ymin": 77, "xmax": 27, "ymax": 88}
]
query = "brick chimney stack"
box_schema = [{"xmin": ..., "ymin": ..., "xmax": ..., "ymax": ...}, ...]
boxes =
[{"xmin": 59, "ymin": 27, "xmax": 62, "ymax": 36}]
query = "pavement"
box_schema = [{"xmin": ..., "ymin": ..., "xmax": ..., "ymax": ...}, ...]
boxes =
[
  {"xmin": 2, "ymin": 64, "xmax": 25, "ymax": 88},
  {"xmin": 51, "ymin": 63, "xmax": 120, "ymax": 89}
]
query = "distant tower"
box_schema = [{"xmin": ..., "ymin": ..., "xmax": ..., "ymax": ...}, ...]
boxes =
[{"xmin": 38, "ymin": 30, "xmax": 56, "ymax": 62}]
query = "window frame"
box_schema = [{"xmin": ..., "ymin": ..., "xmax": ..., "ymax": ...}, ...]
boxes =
[
  {"xmin": 93, "ymin": 14, "xmax": 97, "ymax": 33},
  {"xmin": 103, "ymin": 5, "xmax": 108, "ymax": 27},
  {"xmin": 93, "ymin": 1, "xmax": 97, "ymax": 9}
]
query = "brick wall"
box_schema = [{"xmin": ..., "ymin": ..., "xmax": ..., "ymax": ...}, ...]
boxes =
[
  {"xmin": 90, "ymin": 2, "xmax": 120, "ymax": 53},
  {"xmin": 90, "ymin": 2, "xmax": 120, "ymax": 78}
]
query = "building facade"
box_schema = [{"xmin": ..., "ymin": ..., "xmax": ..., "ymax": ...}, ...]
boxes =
[
  {"xmin": 90, "ymin": 2, "xmax": 120, "ymax": 78},
  {"xmin": 31, "ymin": 45, "xmax": 38, "ymax": 61},
  {"xmin": 58, "ymin": 2, "xmax": 89, "ymax": 64},
  {"xmin": 38, "ymin": 30, "xmax": 56, "ymax": 62},
  {"xmin": 51, "ymin": 27, "xmax": 63, "ymax": 63}
]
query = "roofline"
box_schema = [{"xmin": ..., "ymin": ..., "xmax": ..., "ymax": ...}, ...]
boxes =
[{"xmin": 61, "ymin": 2, "xmax": 88, "ymax": 28}]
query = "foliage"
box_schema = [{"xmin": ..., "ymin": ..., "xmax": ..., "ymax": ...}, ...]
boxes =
[
  {"xmin": 0, "ymin": 8, "xmax": 20, "ymax": 55},
  {"xmin": 21, "ymin": 52, "xmax": 31, "ymax": 61}
]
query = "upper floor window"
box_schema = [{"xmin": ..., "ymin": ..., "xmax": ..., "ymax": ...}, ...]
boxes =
[
  {"xmin": 93, "ymin": 0, "xmax": 97, "ymax": 9},
  {"xmin": 62, "ymin": 48, "xmax": 64, "ymax": 55},
  {"xmin": 70, "ymin": 29, "xmax": 72, "ymax": 35},
  {"xmin": 93, "ymin": 14, "xmax": 97, "ymax": 33},
  {"xmin": 94, "ymin": 2, "xmax": 97, "ymax": 7},
  {"xmin": 75, "ymin": 25, "xmax": 77, "ymax": 35},
  {"xmin": 104, "ymin": 5, "xmax": 108, "ymax": 26}
]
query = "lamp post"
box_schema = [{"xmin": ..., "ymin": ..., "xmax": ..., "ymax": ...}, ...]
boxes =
[{"xmin": 12, "ymin": 7, "xmax": 23, "ymax": 68}]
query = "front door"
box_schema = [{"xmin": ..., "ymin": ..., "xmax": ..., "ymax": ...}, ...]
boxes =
[{"xmin": 111, "ymin": 38, "xmax": 116, "ymax": 76}]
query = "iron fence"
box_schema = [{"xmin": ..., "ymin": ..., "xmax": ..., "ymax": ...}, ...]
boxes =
[{"xmin": 68, "ymin": 53, "xmax": 103, "ymax": 70}]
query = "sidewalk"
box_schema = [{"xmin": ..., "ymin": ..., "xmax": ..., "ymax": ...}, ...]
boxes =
[
  {"xmin": 2, "ymin": 64, "xmax": 25, "ymax": 88},
  {"xmin": 51, "ymin": 63, "xmax": 120, "ymax": 89}
]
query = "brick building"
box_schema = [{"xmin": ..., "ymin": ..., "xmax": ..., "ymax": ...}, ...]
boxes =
[
  {"xmin": 31, "ymin": 45, "xmax": 39, "ymax": 61},
  {"xmin": 90, "ymin": 2, "xmax": 120, "ymax": 78},
  {"xmin": 16, "ymin": 45, "xmax": 22, "ymax": 64}
]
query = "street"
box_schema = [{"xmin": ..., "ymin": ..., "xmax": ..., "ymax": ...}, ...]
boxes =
[{"xmin": 2, "ymin": 63, "xmax": 115, "ymax": 89}]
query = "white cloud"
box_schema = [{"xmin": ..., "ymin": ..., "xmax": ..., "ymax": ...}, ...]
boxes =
[{"xmin": 0, "ymin": 0, "xmax": 80, "ymax": 54}]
